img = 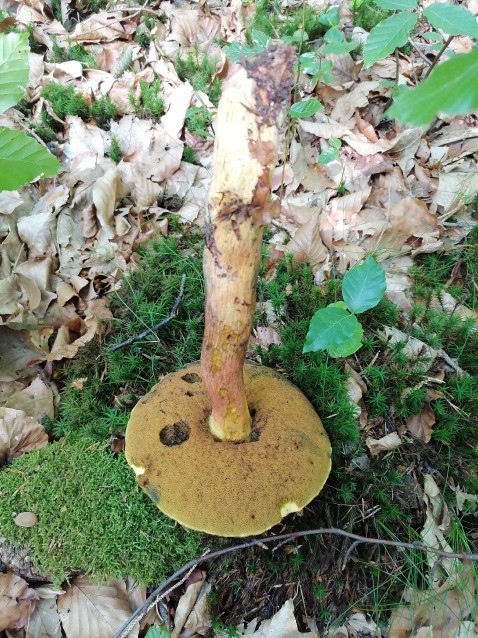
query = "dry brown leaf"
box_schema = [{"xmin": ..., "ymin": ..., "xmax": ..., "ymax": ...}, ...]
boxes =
[
  {"xmin": 71, "ymin": 11, "xmax": 135, "ymax": 43},
  {"xmin": 286, "ymin": 212, "xmax": 328, "ymax": 271},
  {"xmin": 381, "ymin": 327, "xmax": 438, "ymax": 370},
  {"xmin": 3, "ymin": 377, "xmax": 54, "ymax": 421},
  {"xmin": 58, "ymin": 576, "xmax": 138, "ymax": 638},
  {"xmin": 365, "ymin": 432, "xmax": 402, "ymax": 456},
  {"xmin": 0, "ymin": 327, "xmax": 48, "ymax": 381},
  {"xmin": 253, "ymin": 326, "xmax": 281, "ymax": 350},
  {"xmin": 388, "ymin": 563, "xmax": 477, "ymax": 638},
  {"xmin": 27, "ymin": 596, "xmax": 62, "ymax": 638},
  {"xmin": 219, "ymin": 599, "xmax": 317, "ymax": 638},
  {"xmin": 0, "ymin": 572, "xmax": 38, "ymax": 632},
  {"xmin": 406, "ymin": 403, "xmax": 435, "ymax": 443},
  {"xmin": 0, "ymin": 407, "xmax": 48, "ymax": 466}
]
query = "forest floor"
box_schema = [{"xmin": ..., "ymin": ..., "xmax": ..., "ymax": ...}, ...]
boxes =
[{"xmin": 1, "ymin": 0, "xmax": 478, "ymax": 636}]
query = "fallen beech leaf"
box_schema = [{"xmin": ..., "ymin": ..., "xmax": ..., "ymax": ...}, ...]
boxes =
[
  {"xmin": 0, "ymin": 407, "xmax": 48, "ymax": 466},
  {"xmin": 14, "ymin": 512, "xmax": 38, "ymax": 527},
  {"xmin": 286, "ymin": 212, "xmax": 328, "ymax": 270},
  {"xmin": 28, "ymin": 596, "xmax": 62, "ymax": 638},
  {"xmin": 58, "ymin": 576, "xmax": 138, "ymax": 638},
  {"xmin": 253, "ymin": 326, "xmax": 281, "ymax": 349},
  {"xmin": 0, "ymin": 572, "xmax": 38, "ymax": 631},
  {"xmin": 366, "ymin": 432, "xmax": 402, "ymax": 456},
  {"xmin": 406, "ymin": 403, "xmax": 435, "ymax": 443},
  {"xmin": 381, "ymin": 327, "xmax": 438, "ymax": 370},
  {"xmin": 171, "ymin": 573, "xmax": 207, "ymax": 637},
  {"xmin": 220, "ymin": 599, "xmax": 317, "ymax": 637},
  {"xmin": 4, "ymin": 377, "xmax": 54, "ymax": 421}
]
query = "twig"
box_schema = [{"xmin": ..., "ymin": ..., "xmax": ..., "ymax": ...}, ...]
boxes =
[
  {"xmin": 424, "ymin": 35, "xmax": 454, "ymax": 80},
  {"xmin": 110, "ymin": 274, "xmax": 186, "ymax": 352},
  {"xmin": 113, "ymin": 526, "xmax": 478, "ymax": 638},
  {"xmin": 408, "ymin": 38, "xmax": 432, "ymax": 67}
]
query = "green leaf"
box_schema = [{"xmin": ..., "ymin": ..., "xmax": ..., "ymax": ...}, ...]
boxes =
[
  {"xmin": 342, "ymin": 257, "xmax": 386, "ymax": 314},
  {"xmin": 145, "ymin": 626, "xmax": 170, "ymax": 638},
  {"xmin": 319, "ymin": 7, "xmax": 340, "ymax": 28},
  {"xmin": 323, "ymin": 26, "xmax": 344, "ymax": 43},
  {"xmin": 363, "ymin": 12, "xmax": 417, "ymax": 68},
  {"xmin": 303, "ymin": 302, "xmax": 363, "ymax": 357},
  {"xmin": 318, "ymin": 147, "xmax": 339, "ymax": 165},
  {"xmin": 0, "ymin": 32, "xmax": 30, "ymax": 113},
  {"xmin": 283, "ymin": 29, "xmax": 308, "ymax": 44},
  {"xmin": 423, "ymin": 3, "xmax": 478, "ymax": 38},
  {"xmin": 223, "ymin": 30, "xmax": 271, "ymax": 62},
  {"xmin": 373, "ymin": 0, "xmax": 417, "ymax": 9},
  {"xmin": 330, "ymin": 137, "xmax": 342, "ymax": 149},
  {"xmin": 0, "ymin": 128, "xmax": 61, "ymax": 190},
  {"xmin": 387, "ymin": 46, "xmax": 478, "ymax": 125},
  {"xmin": 321, "ymin": 40, "xmax": 357, "ymax": 55},
  {"xmin": 289, "ymin": 98, "xmax": 323, "ymax": 119},
  {"xmin": 422, "ymin": 31, "xmax": 443, "ymax": 42}
]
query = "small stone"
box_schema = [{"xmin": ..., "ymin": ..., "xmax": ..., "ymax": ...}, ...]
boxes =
[{"xmin": 14, "ymin": 512, "xmax": 38, "ymax": 528}]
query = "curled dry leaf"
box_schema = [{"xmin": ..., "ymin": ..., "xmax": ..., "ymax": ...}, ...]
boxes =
[
  {"xmin": 406, "ymin": 402, "xmax": 435, "ymax": 443},
  {"xmin": 0, "ymin": 572, "xmax": 38, "ymax": 631},
  {"xmin": 0, "ymin": 407, "xmax": 48, "ymax": 467},
  {"xmin": 366, "ymin": 432, "xmax": 402, "ymax": 456}
]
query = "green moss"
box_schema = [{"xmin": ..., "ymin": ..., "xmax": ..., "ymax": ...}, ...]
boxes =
[
  {"xmin": 41, "ymin": 83, "xmax": 117, "ymax": 129},
  {"xmin": 176, "ymin": 45, "xmax": 221, "ymax": 106},
  {"xmin": 42, "ymin": 83, "xmax": 89, "ymax": 121},
  {"xmin": 49, "ymin": 36, "xmax": 96, "ymax": 68},
  {"xmin": 129, "ymin": 78, "xmax": 165, "ymax": 120},
  {"xmin": 351, "ymin": 0, "xmax": 389, "ymax": 31},
  {"xmin": 0, "ymin": 438, "xmax": 201, "ymax": 585},
  {"xmin": 248, "ymin": 0, "xmax": 327, "ymax": 41},
  {"xmin": 185, "ymin": 106, "xmax": 213, "ymax": 138},
  {"xmin": 107, "ymin": 135, "xmax": 122, "ymax": 163},
  {"xmin": 182, "ymin": 145, "xmax": 199, "ymax": 165}
]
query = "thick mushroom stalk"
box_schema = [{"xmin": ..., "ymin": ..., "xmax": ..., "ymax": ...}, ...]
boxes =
[
  {"xmin": 201, "ymin": 45, "xmax": 295, "ymax": 442},
  {"xmin": 125, "ymin": 46, "xmax": 332, "ymax": 537}
]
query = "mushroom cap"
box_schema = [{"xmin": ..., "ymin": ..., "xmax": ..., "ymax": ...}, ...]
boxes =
[{"xmin": 125, "ymin": 362, "xmax": 331, "ymax": 537}]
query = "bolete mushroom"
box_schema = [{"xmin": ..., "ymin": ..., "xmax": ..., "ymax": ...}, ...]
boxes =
[{"xmin": 125, "ymin": 45, "xmax": 331, "ymax": 537}]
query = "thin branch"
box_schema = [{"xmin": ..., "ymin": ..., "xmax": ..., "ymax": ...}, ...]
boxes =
[
  {"xmin": 110, "ymin": 274, "xmax": 186, "ymax": 352},
  {"xmin": 113, "ymin": 526, "xmax": 478, "ymax": 638},
  {"xmin": 424, "ymin": 35, "xmax": 454, "ymax": 80},
  {"xmin": 408, "ymin": 38, "xmax": 432, "ymax": 67}
]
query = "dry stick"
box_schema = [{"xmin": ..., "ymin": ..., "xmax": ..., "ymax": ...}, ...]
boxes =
[
  {"xmin": 113, "ymin": 527, "xmax": 478, "ymax": 638},
  {"xmin": 424, "ymin": 35, "xmax": 454, "ymax": 80},
  {"xmin": 408, "ymin": 38, "xmax": 432, "ymax": 67},
  {"xmin": 110, "ymin": 274, "xmax": 186, "ymax": 352}
]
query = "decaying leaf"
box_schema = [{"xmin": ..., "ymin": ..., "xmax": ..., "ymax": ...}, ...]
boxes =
[
  {"xmin": 0, "ymin": 572, "xmax": 38, "ymax": 631},
  {"xmin": 406, "ymin": 403, "xmax": 435, "ymax": 443},
  {"xmin": 365, "ymin": 432, "xmax": 402, "ymax": 456},
  {"xmin": 57, "ymin": 576, "xmax": 138, "ymax": 638},
  {"xmin": 218, "ymin": 599, "xmax": 317, "ymax": 637},
  {"xmin": 0, "ymin": 407, "xmax": 48, "ymax": 466}
]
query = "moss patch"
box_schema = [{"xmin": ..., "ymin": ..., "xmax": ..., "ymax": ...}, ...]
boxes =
[{"xmin": 0, "ymin": 438, "xmax": 201, "ymax": 585}]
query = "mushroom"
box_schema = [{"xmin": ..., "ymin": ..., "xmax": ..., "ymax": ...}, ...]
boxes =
[{"xmin": 125, "ymin": 45, "xmax": 331, "ymax": 537}]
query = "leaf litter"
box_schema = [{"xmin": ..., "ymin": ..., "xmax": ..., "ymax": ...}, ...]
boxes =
[{"xmin": 1, "ymin": 0, "xmax": 478, "ymax": 635}]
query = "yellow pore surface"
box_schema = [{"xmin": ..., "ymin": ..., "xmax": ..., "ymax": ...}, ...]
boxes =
[{"xmin": 125, "ymin": 362, "xmax": 332, "ymax": 537}]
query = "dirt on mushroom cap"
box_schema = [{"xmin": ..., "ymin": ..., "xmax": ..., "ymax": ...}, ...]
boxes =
[{"xmin": 125, "ymin": 362, "xmax": 331, "ymax": 537}]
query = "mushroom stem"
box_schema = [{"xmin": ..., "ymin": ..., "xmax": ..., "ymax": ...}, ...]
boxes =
[{"xmin": 200, "ymin": 46, "xmax": 295, "ymax": 442}]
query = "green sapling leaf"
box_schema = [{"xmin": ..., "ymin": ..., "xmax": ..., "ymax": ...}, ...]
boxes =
[
  {"xmin": 423, "ymin": 3, "xmax": 478, "ymax": 38},
  {"xmin": 373, "ymin": 0, "xmax": 417, "ymax": 9},
  {"xmin": 0, "ymin": 32, "xmax": 30, "ymax": 113},
  {"xmin": 363, "ymin": 12, "xmax": 417, "ymax": 68},
  {"xmin": 387, "ymin": 46, "xmax": 478, "ymax": 125},
  {"xmin": 342, "ymin": 257, "xmax": 386, "ymax": 314},
  {"xmin": 289, "ymin": 98, "xmax": 323, "ymax": 118},
  {"xmin": 0, "ymin": 128, "xmax": 61, "ymax": 189},
  {"xmin": 303, "ymin": 302, "xmax": 363, "ymax": 358}
]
